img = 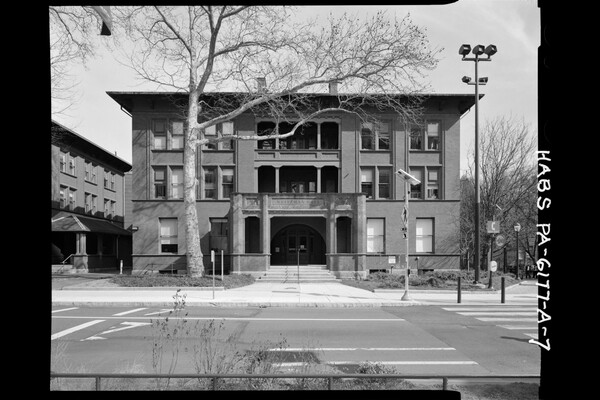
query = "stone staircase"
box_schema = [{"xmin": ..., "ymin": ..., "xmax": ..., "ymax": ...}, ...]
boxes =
[{"xmin": 257, "ymin": 265, "xmax": 339, "ymax": 283}]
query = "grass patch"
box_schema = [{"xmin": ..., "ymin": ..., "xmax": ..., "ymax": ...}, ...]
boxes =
[
  {"xmin": 342, "ymin": 271, "xmax": 520, "ymax": 291},
  {"xmin": 109, "ymin": 273, "xmax": 255, "ymax": 289}
]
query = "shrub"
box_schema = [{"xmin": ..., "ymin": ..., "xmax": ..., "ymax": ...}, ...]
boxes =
[{"xmin": 110, "ymin": 273, "xmax": 255, "ymax": 289}]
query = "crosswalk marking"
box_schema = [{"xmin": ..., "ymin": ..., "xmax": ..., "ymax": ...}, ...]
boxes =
[
  {"xmin": 113, "ymin": 308, "xmax": 148, "ymax": 316},
  {"xmin": 442, "ymin": 306, "xmax": 537, "ymax": 339},
  {"xmin": 52, "ymin": 307, "xmax": 78, "ymax": 314},
  {"xmin": 51, "ymin": 320, "xmax": 105, "ymax": 340}
]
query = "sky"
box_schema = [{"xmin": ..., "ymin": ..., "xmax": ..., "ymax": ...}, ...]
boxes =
[{"xmin": 51, "ymin": 1, "xmax": 540, "ymax": 174}]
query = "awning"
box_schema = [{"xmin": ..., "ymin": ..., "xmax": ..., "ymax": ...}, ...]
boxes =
[{"xmin": 51, "ymin": 212, "xmax": 131, "ymax": 235}]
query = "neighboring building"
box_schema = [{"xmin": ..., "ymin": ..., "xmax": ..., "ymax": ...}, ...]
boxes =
[
  {"xmin": 108, "ymin": 90, "xmax": 477, "ymax": 278},
  {"xmin": 51, "ymin": 120, "xmax": 132, "ymax": 273}
]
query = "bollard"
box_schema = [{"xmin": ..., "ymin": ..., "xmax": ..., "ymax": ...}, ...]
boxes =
[
  {"xmin": 501, "ymin": 276, "xmax": 505, "ymax": 303},
  {"xmin": 457, "ymin": 276, "xmax": 461, "ymax": 303},
  {"xmin": 119, "ymin": 260, "xmax": 123, "ymax": 275}
]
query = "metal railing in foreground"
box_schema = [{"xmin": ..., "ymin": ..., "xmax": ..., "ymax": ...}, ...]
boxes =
[{"xmin": 50, "ymin": 372, "xmax": 540, "ymax": 391}]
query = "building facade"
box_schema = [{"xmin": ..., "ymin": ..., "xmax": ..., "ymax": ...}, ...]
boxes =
[
  {"xmin": 108, "ymin": 91, "xmax": 476, "ymax": 278},
  {"xmin": 51, "ymin": 120, "xmax": 132, "ymax": 273}
]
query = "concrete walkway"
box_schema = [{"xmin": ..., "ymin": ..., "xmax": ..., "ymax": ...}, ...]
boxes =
[{"xmin": 51, "ymin": 276, "xmax": 539, "ymax": 307}]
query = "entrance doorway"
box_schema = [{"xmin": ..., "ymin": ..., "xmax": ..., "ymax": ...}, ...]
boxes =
[{"xmin": 270, "ymin": 224, "xmax": 325, "ymax": 265}]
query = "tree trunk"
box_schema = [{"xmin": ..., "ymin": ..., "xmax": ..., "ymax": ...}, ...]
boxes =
[{"xmin": 184, "ymin": 92, "xmax": 204, "ymax": 277}]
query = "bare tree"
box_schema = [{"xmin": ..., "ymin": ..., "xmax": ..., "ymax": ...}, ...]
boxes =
[
  {"xmin": 49, "ymin": 6, "xmax": 105, "ymax": 117},
  {"xmin": 461, "ymin": 115, "xmax": 537, "ymax": 272},
  {"xmin": 114, "ymin": 5, "xmax": 441, "ymax": 276}
]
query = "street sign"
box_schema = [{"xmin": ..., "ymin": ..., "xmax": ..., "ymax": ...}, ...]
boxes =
[
  {"xmin": 489, "ymin": 261, "xmax": 497, "ymax": 272},
  {"xmin": 495, "ymin": 234, "xmax": 506, "ymax": 247},
  {"xmin": 486, "ymin": 221, "xmax": 500, "ymax": 234}
]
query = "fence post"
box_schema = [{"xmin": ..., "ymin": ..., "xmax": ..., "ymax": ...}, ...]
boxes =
[
  {"xmin": 501, "ymin": 276, "xmax": 505, "ymax": 303},
  {"xmin": 328, "ymin": 376, "xmax": 333, "ymax": 390},
  {"xmin": 457, "ymin": 277, "xmax": 461, "ymax": 303},
  {"xmin": 212, "ymin": 376, "xmax": 217, "ymax": 390},
  {"xmin": 442, "ymin": 377, "xmax": 448, "ymax": 391},
  {"xmin": 95, "ymin": 376, "xmax": 101, "ymax": 391}
]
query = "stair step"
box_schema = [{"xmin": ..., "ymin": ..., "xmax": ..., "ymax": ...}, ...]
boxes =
[{"xmin": 259, "ymin": 265, "xmax": 339, "ymax": 283}]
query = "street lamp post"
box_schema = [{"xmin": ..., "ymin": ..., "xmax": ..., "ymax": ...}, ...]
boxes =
[
  {"xmin": 459, "ymin": 44, "xmax": 497, "ymax": 283},
  {"xmin": 396, "ymin": 168, "xmax": 421, "ymax": 301},
  {"xmin": 514, "ymin": 223, "xmax": 521, "ymax": 278}
]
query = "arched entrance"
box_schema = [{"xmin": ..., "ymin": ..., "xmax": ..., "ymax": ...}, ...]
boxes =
[{"xmin": 270, "ymin": 224, "xmax": 326, "ymax": 265}]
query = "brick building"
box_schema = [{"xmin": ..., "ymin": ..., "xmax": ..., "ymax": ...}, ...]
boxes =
[
  {"xmin": 108, "ymin": 91, "xmax": 476, "ymax": 278},
  {"xmin": 51, "ymin": 120, "xmax": 132, "ymax": 273}
]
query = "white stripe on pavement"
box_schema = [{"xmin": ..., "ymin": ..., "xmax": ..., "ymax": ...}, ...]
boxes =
[
  {"xmin": 113, "ymin": 308, "xmax": 148, "ymax": 316},
  {"xmin": 457, "ymin": 312, "xmax": 534, "ymax": 316},
  {"xmin": 477, "ymin": 317, "xmax": 537, "ymax": 322},
  {"xmin": 268, "ymin": 347, "xmax": 456, "ymax": 352},
  {"xmin": 51, "ymin": 320, "xmax": 105, "ymax": 340},
  {"xmin": 276, "ymin": 361, "xmax": 478, "ymax": 367},
  {"xmin": 52, "ymin": 307, "xmax": 78, "ymax": 314}
]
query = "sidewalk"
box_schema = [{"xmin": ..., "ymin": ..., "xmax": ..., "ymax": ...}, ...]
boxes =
[{"xmin": 51, "ymin": 276, "xmax": 539, "ymax": 308}]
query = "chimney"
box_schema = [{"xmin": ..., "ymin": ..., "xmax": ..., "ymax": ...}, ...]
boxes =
[
  {"xmin": 257, "ymin": 77, "xmax": 267, "ymax": 92},
  {"xmin": 328, "ymin": 81, "xmax": 339, "ymax": 95}
]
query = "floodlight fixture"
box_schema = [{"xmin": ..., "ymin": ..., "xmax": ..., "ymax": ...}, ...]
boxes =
[
  {"xmin": 478, "ymin": 77, "xmax": 488, "ymax": 84},
  {"xmin": 459, "ymin": 44, "xmax": 471, "ymax": 57},
  {"xmin": 395, "ymin": 168, "xmax": 420, "ymax": 185},
  {"xmin": 472, "ymin": 45, "xmax": 485, "ymax": 56},
  {"xmin": 462, "ymin": 76, "xmax": 472, "ymax": 84},
  {"xmin": 484, "ymin": 44, "xmax": 497, "ymax": 56}
]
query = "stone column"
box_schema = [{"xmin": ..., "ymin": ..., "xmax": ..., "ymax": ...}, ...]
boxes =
[
  {"xmin": 275, "ymin": 167, "xmax": 280, "ymax": 193},
  {"xmin": 355, "ymin": 194, "xmax": 367, "ymax": 276},
  {"xmin": 231, "ymin": 194, "xmax": 245, "ymax": 273},
  {"xmin": 261, "ymin": 193, "xmax": 270, "ymax": 270},
  {"xmin": 74, "ymin": 232, "xmax": 89, "ymax": 272},
  {"xmin": 316, "ymin": 167, "xmax": 322, "ymax": 193}
]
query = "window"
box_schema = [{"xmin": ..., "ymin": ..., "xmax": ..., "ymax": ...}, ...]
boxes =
[
  {"xmin": 367, "ymin": 218, "xmax": 385, "ymax": 253},
  {"xmin": 159, "ymin": 218, "xmax": 178, "ymax": 253},
  {"xmin": 410, "ymin": 121, "xmax": 441, "ymax": 151},
  {"xmin": 409, "ymin": 168, "xmax": 422, "ymax": 199},
  {"xmin": 222, "ymin": 167, "xmax": 234, "ymax": 199},
  {"xmin": 427, "ymin": 122, "xmax": 440, "ymax": 150},
  {"xmin": 171, "ymin": 120, "xmax": 184, "ymax": 150},
  {"xmin": 110, "ymin": 200, "xmax": 116, "ymax": 217},
  {"xmin": 204, "ymin": 122, "xmax": 234, "ymax": 150},
  {"xmin": 85, "ymin": 162, "xmax": 92, "ymax": 181},
  {"xmin": 360, "ymin": 168, "xmax": 373, "ymax": 199},
  {"xmin": 104, "ymin": 170, "xmax": 110, "ymax": 189},
  {"xmin": 84, "ymin": 162, "xmax": 98, "ymax": 183},
  {"xmin": 59, "ymin": 152, "xmax": 67, "ymax": 173},
  {"xmin": 85, "ymin": 193, "xmax": 97, "ymax": 214},
  {"xmin": 378, "ymin": 168, "xmax": 391, "ymax": 199},
  {"xmin": 361, "ymin": 122, "xmax": 390, "ymax": 150},
  {"xmin": 104, "ymin": 199, "xmax": 110, "ymax": 216},
  {"xmin": 154, "ymin": 167, "xmax": 167, "ymax": 199},
  {"xmin": 427, "ymin": 169, "xmax": 439, "ymax": 199},
  {"xmin": 68, "ymin": 154, "xmax": 76, "ymax": 175},
  {"xmin": 410, "ymin": 127, "xmax": 423, "ymax": 150},
  {"xmin": 416, "ymin": 219, "xmax": 433, "ymax": 253},
  {"xmin": 68, "ymin": 190, "xmax": 76, "ymax": 210},
  {"xmin": 204, "ymin": 125, "xmax": 217, "ymax": 150},
  {"xmin": 257, "ymin": 121, "xmax": 276, "ymax": 149},
  {"xmin": 59, "ymin": 186, "xmax": 67, "ymax": 208},
  {"xmin": 378, "ymin": 123, "xmax": 390, "ymax": 150},
  {"xmin": 361, "ymin": 125, "xmax": 374, "ymax": 150},
  {"xmin": 204, "ymin": 167, "xmax": 216, "ymax": 199},
  {"xmin": 171, "ymin": 168, "xmax": 183, "ymax": 199},
  {"xmin": 153, "ymin": 119, "xmax": 167, "ymax": 150},
  {"xmin": 110, "ymin": 172, "xmax": 115, "ymax": 191},
  {"xmin": 210, "ymin": 218, "xmax": 229, "ymax": 253}
]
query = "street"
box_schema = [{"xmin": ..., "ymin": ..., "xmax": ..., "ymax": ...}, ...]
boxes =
[{"xmin": 51, "ymin": 304, "xmax": 540, "ymax": 376}]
